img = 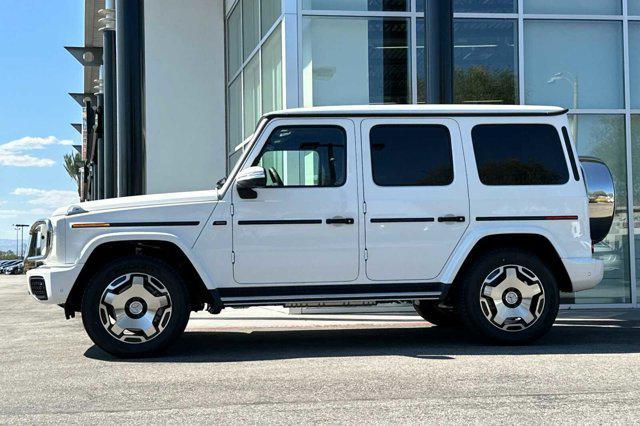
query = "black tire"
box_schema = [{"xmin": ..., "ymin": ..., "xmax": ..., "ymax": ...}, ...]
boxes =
[
  {"xmin": 81, "ymin": 256, "xmax": 190, "ymax": 357},
  {"xmin": 457, "ymin": 248, "xmax": 559, "ymax": 344},
  {"xmin": 413, "ymin": 300, "xmax": 460, "ymax": 327}
]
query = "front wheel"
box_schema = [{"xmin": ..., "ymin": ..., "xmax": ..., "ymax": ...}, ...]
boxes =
[
  {"xmin": 457, "ymin": 249, "xmax": 559, "ymax": 344},
  {"xmin": 81, "ymin": 256, "xmax": 190, "ymax": 357}
]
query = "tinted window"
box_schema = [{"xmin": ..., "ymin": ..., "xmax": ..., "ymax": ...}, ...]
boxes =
[
  {"xmin": 253, "ymin": 126, "xmax": 346, "ymax": 187},
  {"xmin": 370, "ymin": 125, "xmax": 453, "ymax": 186},
  {"xmin": 472, "ymin": 124, "xmax": 569, "ymax": 185}
]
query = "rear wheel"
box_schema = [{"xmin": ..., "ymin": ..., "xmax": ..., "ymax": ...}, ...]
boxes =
[
  {"xmin": 457, "ymin": 248, "xmax": 559, "ymax": 344},
  {"xmin": 413, "ymin": 300, "xmax": 460, "ymax": 327},
  {"xmin": 81, "ymin": 256, "xmax": 190, "ymax": 357}
]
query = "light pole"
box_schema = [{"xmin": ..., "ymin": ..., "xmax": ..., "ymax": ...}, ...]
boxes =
[
  {"xmin": 547, "ymin": 72, "xmax": 579, "ymax": 141},
  {"xmin": 13, "ymin": 224, "xmax": 29, "ymax": 258}
]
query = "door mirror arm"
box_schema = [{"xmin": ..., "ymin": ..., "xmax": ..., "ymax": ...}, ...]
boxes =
[{"xmin": 236, "ymin": 166, "xmax": 267, "ymax": 199}]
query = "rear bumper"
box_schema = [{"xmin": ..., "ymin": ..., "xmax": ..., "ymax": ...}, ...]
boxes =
[
  {"xmin": 562, "ymin": 257, "xmax": 604, "ymax": 292},
  {"xmin": 26, "ymin": 263, "xmax": 82, "ymax": 305}
]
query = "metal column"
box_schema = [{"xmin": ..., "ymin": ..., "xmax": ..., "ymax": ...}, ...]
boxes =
[
  {"xmin": 100, "ymin": 1, "xmax": 117, "ymax": 198},
  {"xmin": 424, "ymin": 0, "xmax": 454, "ymax": 104},
  {"xmin": 115, "ymin": 0, "xmax": 145, "ymax": 197}
]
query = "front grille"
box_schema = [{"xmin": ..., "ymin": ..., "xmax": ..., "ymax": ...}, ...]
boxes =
[{"xmin": 29, "ymin": 277, "xmax": 48, "ymax": 301}]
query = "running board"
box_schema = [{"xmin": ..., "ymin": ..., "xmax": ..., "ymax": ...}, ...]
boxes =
[{"xmin": 212, "ymin": 283, "xmax": 446, "ymax": 307}]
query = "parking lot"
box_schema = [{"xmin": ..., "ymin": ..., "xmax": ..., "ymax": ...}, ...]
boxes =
[{"xmin": 1, "ymin": 274, "xmax": 640, "ymax": 424}]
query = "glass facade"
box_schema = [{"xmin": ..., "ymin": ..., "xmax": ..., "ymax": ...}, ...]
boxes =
[
  {"xmin": 523, "ymin": 0, "xmax": 621, "ymax": 15},
  {"xmin": 524, "ymin": 20, "xmax": 624, "ymax": 109},
  {"xmin": 225, "ymin": 1, "xmax": 284, "ymax": 166},
  {"xmin": 225, "ymin": 0, "xmax": 640, "ymax": 307},
  {"xmin": 302, "ymin": 16, "xmax": 410, "ymax": 106}
]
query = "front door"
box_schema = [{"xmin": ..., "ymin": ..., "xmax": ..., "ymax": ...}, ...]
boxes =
[
  {"xmin": 361, "ymin": 118, "xmax": 469, "ymax": 281},
  {"xmin": 232, "ymin": 119, "xmax": 360, "ymax": 284}
]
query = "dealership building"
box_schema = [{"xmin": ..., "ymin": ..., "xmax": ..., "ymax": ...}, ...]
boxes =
[{"xmin": 72, "ymin": 0, "xmax": 640, "ymax": 308}]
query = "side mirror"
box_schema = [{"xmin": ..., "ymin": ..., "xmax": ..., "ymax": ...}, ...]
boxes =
[{"xmin": 236, "ymin": 166, "xmax": 266, "ymax": 199}]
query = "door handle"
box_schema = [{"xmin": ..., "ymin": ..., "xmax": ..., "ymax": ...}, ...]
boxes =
[
  {"xmin": 326, "ymin": 217, "xmax": 355, "ymax": 225},
  {"xmin": 437, "ymin": 215, "xmax": 466, "ymax": 223}
]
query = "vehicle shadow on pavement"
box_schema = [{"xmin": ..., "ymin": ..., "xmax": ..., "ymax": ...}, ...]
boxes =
[{"xmin": 84, "ymin": 318, "xmax": 640, "ymax": 362}]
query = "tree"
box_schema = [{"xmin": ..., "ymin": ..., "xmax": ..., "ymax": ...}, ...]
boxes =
[
  {"xmin": 63, "ymin": 152, "xmax": 82, "ymax": 196},
  {"xmin": 454, "ymin": 66, "xmax": 517, "ymax": 105}
]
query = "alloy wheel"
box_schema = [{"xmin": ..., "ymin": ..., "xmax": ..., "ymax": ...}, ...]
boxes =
[
  {"xmin": 98, "ymin": 273, "xmax": 173, "ymax": 344},
  {"xmin": 479, "ymin": 264, "xmax": 545, "ymax": 332}
]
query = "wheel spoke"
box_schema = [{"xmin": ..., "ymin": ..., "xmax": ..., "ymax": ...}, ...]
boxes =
[{"xmin": 520, "ymin": 282, "xmax": 543, "ymax": 299}]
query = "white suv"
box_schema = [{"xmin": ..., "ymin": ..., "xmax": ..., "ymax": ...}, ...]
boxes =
[{"xmin": 26, "ymin": 105, "xmax": 613, "ymax": 356}]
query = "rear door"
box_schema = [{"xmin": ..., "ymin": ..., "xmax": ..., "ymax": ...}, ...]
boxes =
[{"xmin": 361, "ymin": 118, "xmax": 469, "ymax": 281}]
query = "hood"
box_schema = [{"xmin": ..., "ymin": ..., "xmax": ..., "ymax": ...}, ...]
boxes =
[{"xmin": 52, "ymin": 190, "xmax": 219, "ymax": 217}]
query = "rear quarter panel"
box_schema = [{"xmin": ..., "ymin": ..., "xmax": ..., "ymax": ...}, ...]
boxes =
[{"xmin": 452, "ymin": 115, "xmax": 591, "ymax": 268}]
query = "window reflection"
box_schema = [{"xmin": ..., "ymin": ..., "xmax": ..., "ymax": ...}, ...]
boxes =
[
  {"xmin": 418, "ymin": 19, "xmax": 518, "ymax": 104},
  {"xmin": 568, "ymin": 115, "xmax": 631, "ymax": 304},
  {"xmin": 417, "ymin": 0, "xmax": 516, "ymax": 13},
  {"xmin": 524, "ymin": 20, "xmax": 624, "ymax": 109},
  {"xmin": 632, "ymin": 116, "xmax": 640, "ymax": 304},
  {"xmin": 302, "ymin": 17, "xmax": 410, "ymax": 106},
  {"xmin": 303, "ymin": 0, "xmax": 408, "ymax": 12}
]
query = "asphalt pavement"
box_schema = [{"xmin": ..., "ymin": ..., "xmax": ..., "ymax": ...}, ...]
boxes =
[{"xmin": 1, "ymin": 274, "xmax": 639, "ymax": 424}]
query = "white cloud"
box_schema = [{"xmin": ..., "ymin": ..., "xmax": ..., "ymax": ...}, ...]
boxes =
[
  {"xmin": 0, "ymin": 136, "xmax": 75, "ymax": 167},
  {"xmin": 11, "ymin": 188, "xmax": 79, "ymax": 209}
]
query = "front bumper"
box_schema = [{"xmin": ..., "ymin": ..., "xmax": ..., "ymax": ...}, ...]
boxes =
[
  {"xmin": 26, "ymin": 263, "xmax": 83, "ymax": 305},
  {"xmin": 562, "ymin": 257, "xmax": 604, "ymax": 292}
]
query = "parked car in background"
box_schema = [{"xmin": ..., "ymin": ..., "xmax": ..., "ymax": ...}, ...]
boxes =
[
  {"xmin": 2, "ymin": 260, "xmax": 24, "ymax": 275},
  {"xmin": 26, "ymin": 105, "xmax": 615, "ymax": 357}
]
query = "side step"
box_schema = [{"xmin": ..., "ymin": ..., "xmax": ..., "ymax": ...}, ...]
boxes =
[{"xmin": 210, "ymin": 282, "xmax": 446, "ymax": 308}]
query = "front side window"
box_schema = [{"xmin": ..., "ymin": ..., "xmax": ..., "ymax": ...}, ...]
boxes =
[
  {"xmin": 370, "ymin": 124, "xmax": 453, "ymax": 186},
  {"xmin": 472, "ymin": 124, "xmax": 569, "ymax": 185},
  {"xmin": 253, "ymin": 126, "xmax": 347, "ymax": 187}
]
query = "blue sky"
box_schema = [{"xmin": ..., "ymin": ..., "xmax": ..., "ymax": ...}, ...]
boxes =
[{"xmin": 0, "ymin": 1, "xmax": 83, "ymax": 240}]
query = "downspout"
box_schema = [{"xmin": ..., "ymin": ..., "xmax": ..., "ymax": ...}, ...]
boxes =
[{"xmin": 115, "ymin": 0, "xmax": 146, "ymax": 197}]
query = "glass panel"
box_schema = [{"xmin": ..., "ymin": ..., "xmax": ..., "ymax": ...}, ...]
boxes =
[
  {"xmin": 228, "ymin": 149, "xmax": 243, "ymax": 172},
  {"xmin": 254, "ymin": 126, "xmax": 347, "ymax": 187},
  {"xmin": 569, "ymin": 114, "xmax": 631, "ymax": 304},
  {"xmin": 369, "ymin": 125, "xmax": 453, "ymax": 186},
  {"xmin": 472, "ymin": 124, "xmax": 569, "ymax": 185},
  {"xmin": 261, "ymin": 25, "xmax": 283, "ymax": 114},
  {"xmin": 417, "ymin": 19, "xmax": 518, "ymax": 104},
  {"xmin": 524, "ymin": 20, "xmax": 624, "ymax": 109},
  {"xmin": 633, "ymin": 116, "xmax": 640, "ymax": 304},
  {"xmin": 243, "ymin": 55, "xmax": 261, "ymax": 139},
  {"xmin": 261, "ymin": 0, "xmax": 281, "ymax": 36},
  {"xmin": 226, "ymin": 4, "xmax": 242, "ymax": 77},
  {"xmin": 242, "ymin": 0, "xmax": 260, "ymax": 60},
  {"xmin": 630, "ymin": 0, "xmax": 640, "ymax": 15},
  {"xmin": 303, "ymin": 0, "xmax": 408, "ymax": 11},
  {"xmin": 630, "ymin": 23, "xmax": 640, "ymax": 109},
  {"xmin": 417, "ymin": 0, "xmax": 516, "ymax": 13},
  {"xmin": 227, "ymin": 76, "xmax": 242, "ymax": 154},
  {"xmin": 523, "ymin": 0, "xmax": 621, "ymax": 15},
  {"xmin": 302, "ymin": 17, "xmax": 410, "ymax": 106}
]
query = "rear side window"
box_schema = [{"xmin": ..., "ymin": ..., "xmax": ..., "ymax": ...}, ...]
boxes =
[
  {"xmin": 472, "ymin": 124, "xmax": 569, "ymax": 186},
  {"xmin": 369, "ymin": 124, "xmax": 453, "ymax": 186}
]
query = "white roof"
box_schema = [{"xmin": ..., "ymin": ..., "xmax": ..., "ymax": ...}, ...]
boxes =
[{"xmin": 265, "ymin": 104, "xmax": 567, "ymax": 117}]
